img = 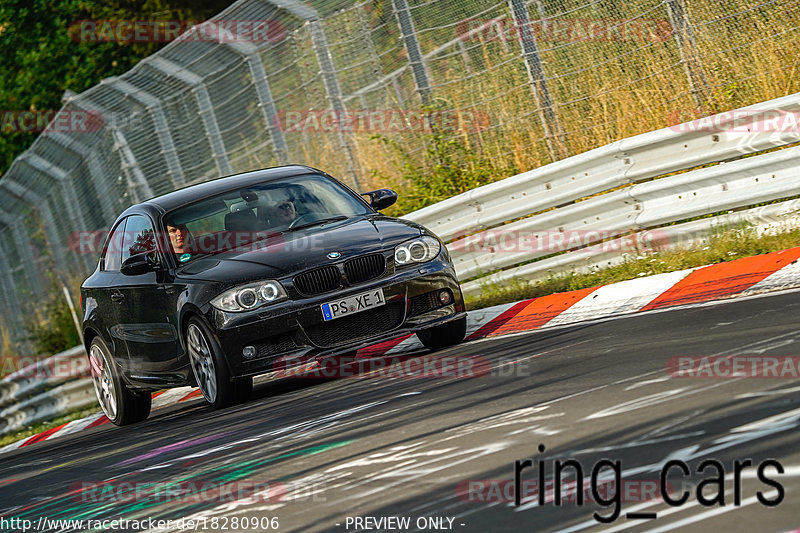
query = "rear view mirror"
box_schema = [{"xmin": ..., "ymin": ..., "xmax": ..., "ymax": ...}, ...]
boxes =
[{"xmin": 363, "ymin": 189, "xmax": 398, "ymax": 210}]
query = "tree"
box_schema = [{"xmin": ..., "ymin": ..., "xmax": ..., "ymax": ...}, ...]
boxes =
[{"xmin": 0, "ymin": 0, "xmax": 231, "ymax": 175}]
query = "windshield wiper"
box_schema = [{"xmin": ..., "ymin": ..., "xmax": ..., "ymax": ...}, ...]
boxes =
[{"xmin": 286, "ymin": 215, "xmax": 349, "ymax": 232}]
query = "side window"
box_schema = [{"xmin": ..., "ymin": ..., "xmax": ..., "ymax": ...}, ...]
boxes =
[
  {"xmin": 121, "ymin": 215, "xmax": 157, "ymax": 266},
  {"xmin": 102, "ymin": 219, "xmax": 127, "ymax": 272}
]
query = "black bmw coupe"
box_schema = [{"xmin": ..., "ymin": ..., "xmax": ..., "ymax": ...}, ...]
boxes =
[{"xmin": 81, "ymin": 166, "xmax": 466, "ymax": 425}]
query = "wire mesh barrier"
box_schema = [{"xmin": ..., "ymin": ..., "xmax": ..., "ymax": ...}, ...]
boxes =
[{"xmin": 1, "ymin": 0, "xmax": 798, "ymax": 344}]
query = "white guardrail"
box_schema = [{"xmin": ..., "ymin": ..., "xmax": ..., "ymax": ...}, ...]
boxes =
[
  {"xmin": 404, "ymin": 92, "xmax": 800, "ymax": 296},
  {"xmin": 0, "ymin": 347, "xmax": 95, "ymax": 436},
  {"xmin": 4, "ymin": 93, "xmax": 800, "ymax": 433}
]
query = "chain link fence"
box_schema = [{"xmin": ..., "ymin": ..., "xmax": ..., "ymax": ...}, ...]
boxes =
[{"xmin": 1, "ymin": 0, "xmax": 798, "ymax": 345}]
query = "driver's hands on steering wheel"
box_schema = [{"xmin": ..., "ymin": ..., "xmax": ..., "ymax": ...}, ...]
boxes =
[{"xmin": 287, "ymin": 212, "xmax": 317, "ymax": 229}]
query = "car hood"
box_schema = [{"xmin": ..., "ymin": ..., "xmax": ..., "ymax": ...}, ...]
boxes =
[{"xmin": 175, "ymin": 215, "xmax": 422, "ymax": 283}]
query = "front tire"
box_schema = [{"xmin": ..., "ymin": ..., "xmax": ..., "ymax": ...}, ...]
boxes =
[
  {"xmin": 416, "ymin": 316, "xmax": 467, "ymax": 351},
  {"xmin": 88, "ymin": 337, "xmax": 151, "ymax": 426},
  {"xmin": 187, "ymin": 318, "xmax": 252, "ymax": 409}
]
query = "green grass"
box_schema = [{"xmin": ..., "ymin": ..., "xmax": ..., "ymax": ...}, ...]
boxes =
[
  {"xmin": 466, "ymin": 225, "xmax": 800, "ymax": 310},
  {"xmin": 0, "ymin": 405, "xmax": 100, "ymax": 447}
]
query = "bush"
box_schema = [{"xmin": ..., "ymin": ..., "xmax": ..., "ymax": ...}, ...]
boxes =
[
  {"xmin": 370, "ymin": 107, "xmax": 517, "ymax": 216},
  {"xmin": 23, "ymin": 283, "xmax": 81, "ymax": 355}
]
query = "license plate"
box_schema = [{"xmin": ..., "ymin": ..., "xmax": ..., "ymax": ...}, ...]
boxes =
[{"xmin": 320, "ymin": 289, "xmax": 385, "ymax": 321}]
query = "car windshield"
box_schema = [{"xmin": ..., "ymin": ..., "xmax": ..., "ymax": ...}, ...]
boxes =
[{"xmin": 163, "ymin": 173, "xmax": 372, "ymax": 262}]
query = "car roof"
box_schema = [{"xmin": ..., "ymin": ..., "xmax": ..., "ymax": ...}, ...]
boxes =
[{"xmin": 143, "ymin": 165, "xmax": 322, "ymax": 212}]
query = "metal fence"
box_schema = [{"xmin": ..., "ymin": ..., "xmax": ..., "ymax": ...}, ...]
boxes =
[{"xmin": 1, "ymin": 0, "xmax": 799, "ymax": 343}]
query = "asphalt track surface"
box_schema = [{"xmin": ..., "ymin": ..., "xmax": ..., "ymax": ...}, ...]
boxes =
[{"xmin": 1, "ymin": 290, "xmax": 800, "ymax": 533}]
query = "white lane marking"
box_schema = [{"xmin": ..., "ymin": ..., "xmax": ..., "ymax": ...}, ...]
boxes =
[
  {"xmin": 0, "ymin": 412, "xmax": 107, "ymax": 455},
  {"xmin": 584, "ymin": 389, "xmax": 690, "ymax": 420},
  {"xmin": 736, "ymin": 385, "xmax": 800, "ymax": 398},
  {"xmin": 385, "ymin": 335, "xmax": 423, "ymax": 354},
  {"xmin": 151, "ymin": 386, "xmax": 194, "ymax": 409},
  {"xmin": 560, "ymin": 431, "xmax": 705, "ymax": 457},
  {"xmin": 544, "ymin": 269, "xmax": 695, "ymax": 328},
  {"xmin": 645, "ymin": 491, "xmax": 779, "ymax": 533},
  {"xmin": 624, "ymin": 377, "xmax": 671, "ymax": 390},
  {"xmin": 464, "ymin": 302, "xmax": 519, "ymax": 338},
  {"xmin": 0, "ymin": 438, "xmax": 28, "ymax": 454},
  {"xmin": 583, "ymin": 379, "xmax": 737, "ymax": 421},
  {"xmin": 48, "ymin": 413, "xmax": 105, "ymax": 438},
  {"xmin": 638, "ymin": 409, "xmax": 706, "ymax": 440},
  {"xmin": 730, "ymin": 405, "xmax": 800, "ymax": 433},
  {"xmin": 742, "ymin": 257, "xmax": 800, "ymax": 296}
]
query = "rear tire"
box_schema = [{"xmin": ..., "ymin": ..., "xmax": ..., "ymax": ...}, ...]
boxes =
[
  {"xmin": 416, "ymin": 316, "xmax": 467, "ymax": 351},
  {"xmin": 88, "ymin": 337, "xmax": 151, "ymax": 426},
  {"xmin": 187, "ymin": 317, "xmax": 251, "ymax": 409}
]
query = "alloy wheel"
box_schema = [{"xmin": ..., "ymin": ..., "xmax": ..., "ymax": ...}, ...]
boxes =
[
  {"xmin": 187, "ymin": 323, "xmax": 218, "ymax": 403},
  {"xmin": 89, "ymin": 343, "xmax": 117, "ymax": 420}
]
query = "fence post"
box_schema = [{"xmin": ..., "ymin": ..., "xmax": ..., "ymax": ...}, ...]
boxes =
[
  {"xmin": 508, "ymin": 0, "xmax": 568, "ymax": 161},
  {"xmin": 307, "ymin": 19, "xmax": 364, "ymax": 190},
  {"xmin": 666, "ymin": 0, "xmax": 709, "ymax": 108},
  {"xmin": 45, "ymin": 132, "xmax": 117, "ymax": 225},
  {"xmin": 392, "ymin": 0, "xmax": 431, "ymax": 105},
  {"xmin": 104, "ymin": 78, "xmax": 187, "ymax": 188},
  {"xmin": 147, "ymin": 56, "xmax": 234, "ymax": 177},
  {"xmin": 20, "ymin": 154, "xmax": 94, "ymax": 273},
  {"xmin": 225, "ymin": 41, "xmax": 289, "ymax": 164}
]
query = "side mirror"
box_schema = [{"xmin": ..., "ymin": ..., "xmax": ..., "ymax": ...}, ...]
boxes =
[
  {"xmin": 121, "ymin": 253, "xmax": 157, "ymax": 276},
  {"xmin": 363, "ymin": 189, "xmax": 398, "ymax": 211}
]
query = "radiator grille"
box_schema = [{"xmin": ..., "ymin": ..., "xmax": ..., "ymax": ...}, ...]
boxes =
[
  {"xmin": 344, "ymin": 253, "xmax": 386, "ymax": 285},
  {"xmin": 294, "ymin": 265, "xmax": 341, "ymax": 296}
]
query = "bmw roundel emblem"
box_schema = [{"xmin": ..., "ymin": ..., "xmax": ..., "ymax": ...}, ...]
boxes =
[{"xmin": 327, "ymin": 251, "xmax": 341, "ymax": 259}]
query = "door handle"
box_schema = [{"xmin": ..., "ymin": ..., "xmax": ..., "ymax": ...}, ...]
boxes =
[{"xmin": 111, "ymin": 292, "xmax": 125, "ymax": 303}]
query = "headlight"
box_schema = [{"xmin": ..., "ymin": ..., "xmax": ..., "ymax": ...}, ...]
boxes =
[
  {"xmin": 394, "ymin": 236, "xmax": 441, "ymax": 266},
  {"xmin": 211, "ymin": 280, "xmax": 287, "ymax": 312}
]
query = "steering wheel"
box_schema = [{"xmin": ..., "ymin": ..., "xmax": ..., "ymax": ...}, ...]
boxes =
[
  {"xmin": 287, "ymin": 213, "xmax": 314, "ymax": 229},
  {"xmin": 287, "ymin": 212, "xmax": 318, "ymax": 229}
]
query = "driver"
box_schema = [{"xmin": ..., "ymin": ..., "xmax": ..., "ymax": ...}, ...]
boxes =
[
  {"xmin": 167, "ymin": 223, "xmax": 194, "ymax": 262},
  {"xmin": 260, "ymin": 192, "xmax": 298, "ymax": 230}
]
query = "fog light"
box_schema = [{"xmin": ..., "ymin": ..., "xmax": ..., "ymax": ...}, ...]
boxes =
[
  {"xmin": 439, "ymin": 290, "xmax": 452, "ymax": 305},
  {"xmin": 242, "ymin": 346, "xmax": 256, "ymax": 359}
]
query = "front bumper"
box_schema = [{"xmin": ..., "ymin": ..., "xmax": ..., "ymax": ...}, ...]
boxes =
[{"xmin": 208, "ymin": 257, "xmax": 465, "ymax": 378}]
